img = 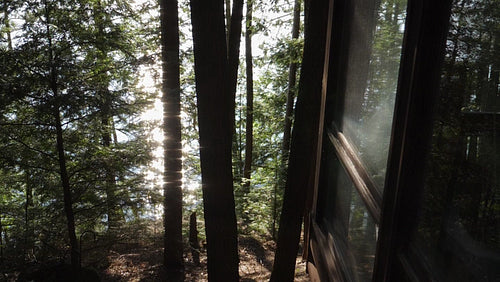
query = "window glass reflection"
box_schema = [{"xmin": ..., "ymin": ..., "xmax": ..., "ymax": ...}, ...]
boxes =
[
  {"xmin": 316, "ymin": 143, "xmax": 377, "ymax": 281},
  {"xmin": 416, "ymin": 0, "xmax": 499, "ymax": 280},
  {"xmin": 340, "ymin": 0, "xmax": 407, "ymax": 189}
]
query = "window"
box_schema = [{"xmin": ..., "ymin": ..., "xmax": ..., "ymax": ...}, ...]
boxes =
[
  {"xmin": 338, "ymin": 0, "xmax": 407, "ymax": 190},
  {"xmin": 311, "ymin": 0, "xmax": 409, "ymax": 280},
  {"xmin": 306, "ymin": 0, "xmax": 498, "ymax": 281},
  {"xmin": 409, "ymin": 1, "xmax": 500, "ymax": 280}
]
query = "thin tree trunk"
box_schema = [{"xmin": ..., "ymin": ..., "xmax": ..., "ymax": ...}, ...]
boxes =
[
  {"xmin": 0, "ymin": 214, "xmax": 3, "ymax": 264},
  {"xmin": 93, "ymin": 0, "xmax": 120, "ymax": 230},
  {"xmin": 272, "ymin": 152, "xmax": 279, "ymax": 239},
  {"xmin": 160, "ymin": 0, "xmax": 183, "ymax": 277},
  {"xmin": 277, "ymin": 0, "xmax": 301, "ymax": 235},
  {"xmin": 2, "ymin": 1, "xmax": 12, "ymax": 51},
  {"xmin": 189, "ymin": 212, "xmax": 200, "ymax": 266},
  {"xmin": 54, "ymin": 109, "xmax": 80, "ymax": 269},
  {"xmin": 190, "ymin": 0, "xmax": 240, "ymax": 280},
  {"xmin": 100, "ymin": 92, "xmax": 119, "ymax": 229},
  {"xmin": 227, "ymin": 0, "xmax": 243, "ymax": 103},
  {"xmin": 282, "ymin": 0, "xmax": 301, "ymax": 165},
  {"xmin": 227, "ymin": 0, "xmax": 244, "ymax": 183},
  {"xmin": 243, "ymin": 0, "xmax": 253, "ymax": 194},
  {"xmin": 225, "ymin": 0, "xmax": 231, "ymax": 45},
  {"xmin": 25, "ymin": 172, "xmax": 33, "ymax": 257},
  {"xmin": 102, "ymin": 113, "xmax": 119, "ymax": 230},
  {"xmin": 270, "ymin": 0, "xmax": 330, "ymax": 280},
  {"xmin": 46, "ymin": 1, "xmax": 79, "ymax": 269}
]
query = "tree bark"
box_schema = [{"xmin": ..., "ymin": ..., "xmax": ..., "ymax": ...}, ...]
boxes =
[
  {"xmin": 190, "ymin": 0, "xmax": 240, "ymax": 280},
  {"xmin": 277, "ymin": 0, "xmax": 301, "ymax": 236},
  {"xmin": 54, "ymin": 109, "xmax": 80, "ymax": 269},
  {"xmin": 243, "ymin": 0, "xmax": 253, "ymax": 194},
  {"xmin": 25, "ymin": 172, "xmax": 34, "ymax": 257},
  {"xmin": 281, "ymin": 0, "xmax": 301, "ymax": 165},
  {"xmin": 0, "ymin": 214, "xmax": 3, "ymax": 264},
  {"xmin": 227, "ymin": 0, "xmax": 243, "ymax": 103},
  {"xmin": 160, "ymin": 0, "xmax": 184, "ymax": 276},
  {"xmin": 270, "ymin": 0, "xmax": 330, "ymax": 280},
  {"xmin": 225, "ymin": 0, "xmax": 231, "ymax": 45},
  {"xmin": 227, "ymin": 0, "xmax": 244, "ymax": 183},
  {"xmin": 189, "ymin": 212, "xmax": 200, "ymax": 266},
  {"xmin": 102, "ymin": 112, "xmax": 120, "ymax": 230}
]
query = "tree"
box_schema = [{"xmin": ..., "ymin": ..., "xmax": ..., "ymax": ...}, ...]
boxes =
[
  {"xmin": 242, "ymin": 0, "xmax": 254, "ymax": 199},
  {"xmin": 281, "ymin": 0, "xmax": 301, "ymax": 165},
  {"xmin": 45, "ymin": 0, "xmax": 80, "ymax": 267},
  {"xmin": 227, "ymin": 0, "xmax": 245, "ymax": 183},
  {"xmin": 0, "ymin": 0, "xmax": 155, "ymax": 266},
  {"xmin": 189, "ymin": 0, "xmax": 240, "ymax": 280},
  {"xmin": 270, "ymin": 0, "xmax": 330, "ymax": 280},
  {"xmin": 160, "ymin": 0, "xmax": 183, "ymax": 277}
]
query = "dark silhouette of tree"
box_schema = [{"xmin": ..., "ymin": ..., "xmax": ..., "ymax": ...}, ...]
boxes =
[
  {"xmin": 227, "ymin": 0, "xmax": 244, "ymax": 101},
  {"xmin": 282, "ymin": 0, "xmax": 301, "ymax": 165},
  {"xmin": 189, "ymin": 212, "xmax": 200, "ymax": 266},
  {"xmin": 44, "ymin": 1, "xmax": 80, "ymax": 268},
  {"xmin": 275, "ymin": 0, "xmax": 302, "ymax": 240},
  {"xmin": 243, "ymin": 0, "xmax": 254, "ymax": 195},
  {"xmin": 160, "ymin": 0, "xmax": 183, "ymax": 278},
  {"xmin": 92, "ymin": 0, "xmax": 122, "ymax": 231},
  {"xmin": 270, "ymin": 0, "xmax": 330, "ymax": 280},
  {"xmin": 227, "ymin": 0, "xmax": 245, "ymax": 183},
  {"xmin": 189, "ymin": 0, "xmax": 240, "ymax": 280}
]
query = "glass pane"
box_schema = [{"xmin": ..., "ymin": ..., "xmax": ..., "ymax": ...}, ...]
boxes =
[
  {"xmin": 338, "ymin": 0, "xmax": 408, "ymax": 189},
  {"xmin": 317, "ymin": 142, "xmax": 377, "ymax": 282},
  {"xmin": 415, "ymin": 0, "xmax": 499, "ymax": 280}
]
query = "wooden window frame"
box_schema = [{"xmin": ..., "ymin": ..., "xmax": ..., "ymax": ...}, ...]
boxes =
[{"xmin": 306, "ymin": 0, "xmax": 453, "ymax": 281}]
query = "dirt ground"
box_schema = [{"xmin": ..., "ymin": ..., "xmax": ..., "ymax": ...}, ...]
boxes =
[
  {"xmin": 96, "ymin": 236, "xmax": 310, "ymax": 281},
  {"xmin": 2, "ymin": 234, "xmax": 310, "ymax": 281}
]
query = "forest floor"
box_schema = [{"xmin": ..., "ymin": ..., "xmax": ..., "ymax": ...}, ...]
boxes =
[
  {"xmin": 89, "ymin": 235, "xmax": 310, "ymax": 281},
  {"xmin": 2, "ymin": 231, "xmax": 310, "ymax": 282}
]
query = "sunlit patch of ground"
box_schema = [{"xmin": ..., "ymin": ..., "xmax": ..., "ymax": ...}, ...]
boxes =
[{"xmin": 96, "ymin": 236, "xmax": 310, "ymax": 281}]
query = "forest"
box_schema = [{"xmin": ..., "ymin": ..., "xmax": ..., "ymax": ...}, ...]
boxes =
[
  {"xmin": 3, "ymin": 0, "xmax": 498, "ymax": 281},
  {"xmin": 0, "ymin": 0, "xmax": 309, "ymax": 280}
]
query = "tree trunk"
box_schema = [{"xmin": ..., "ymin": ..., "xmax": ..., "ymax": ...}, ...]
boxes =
[
  {"xmin": 281, "ymin": 0, "xmax": 301, "ymax": 165},
  {"xmin": 190, "ymin": 0, "xmax": 240, "ymax": 280},
  {"xmin": 46, "ymin": 1, "xmax": 80, "ymax": 268},
  {"xmin": 270, "ymin": 0, "xmax": 330, "ymax": 280},
  {"xmin": 243, "ymin": 0, "xmax": 253, "ymax": 194},
  {"xmin": 160, "ymin": 0, "xmax": 184, "ymax": 277},
  {"xmin": 102, "ymin": 114, "xmax": 119, "ymax": 230},
  {"xmin": 227, "ymin": 0, "xmax": 244, "ymax": 184},
  {"xmin": 25, "ymin": 172, "xmax": 34, "ymax": 257},
  {"xmin": 225, "ymin": 0, "xmax": 231, "ymax": 45},
  {"xmin": 189, "ymin": 212, "xmax": 200, "ymax": 266},
  {"xmin": 100, "ymin": 93, "xmax": 119, "ymax": 230},
  {"xmin": 227, "ymin": 0, "xmax": 243, "ymax": 103},
  {"xmin": 2, "ymin": 1, "xmax": 13, "ymax": 51},
  {"xmin": 0, "ymin": 214, "xmax": 3, "ymax": 264},
  {"xmin": 277, "ymin": 0, "xmax": 301, "ymax": 237},
  {"xmin": 55, "ymin": 109, "xmax": 80, "ymax": 269},
  {"xmin": 93, "ymin": 0, "xmax": 121, "ymax": 230}
]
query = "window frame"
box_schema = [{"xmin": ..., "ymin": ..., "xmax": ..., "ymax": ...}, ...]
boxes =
[{"xmin": 306, "ymin": 0, "xmax": 454, "ymax": 281}]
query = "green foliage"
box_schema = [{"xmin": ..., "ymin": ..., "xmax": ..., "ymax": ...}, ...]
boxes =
[
  {"xmin": 230, "ymin": 0, "xmax": 303, "ymax": 237},
  {"xmin": 0, "ymin": 0, "xmax": 157, "ymax": 264},
  {"xmin": 1, "ymin": 0, "xmax": 306, "ymax": 267}
]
